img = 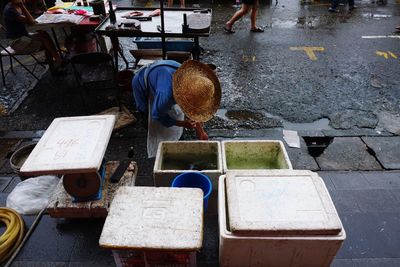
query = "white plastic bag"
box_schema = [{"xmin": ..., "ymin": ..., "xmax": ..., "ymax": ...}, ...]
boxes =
[{"xmin": 6, "ymin": 175, "xmax": 59, "ymax": 215}]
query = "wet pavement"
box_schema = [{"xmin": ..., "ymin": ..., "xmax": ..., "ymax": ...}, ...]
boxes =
[{"xmin": 0, "ymin": 0, "xmax": 400, "ymax": 266}]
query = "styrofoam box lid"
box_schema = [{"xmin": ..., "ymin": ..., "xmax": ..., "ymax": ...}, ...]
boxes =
[
  {"xmin": 226, "ymin": 170, "xmax": 343, "ymax": 236},
  {"xmin": 20, "ymin": 115, "xmax": 115, "ymax": 176},
  {"xmin": 99, "ymin": 186, "xmax": 203, "ymax": 250}
]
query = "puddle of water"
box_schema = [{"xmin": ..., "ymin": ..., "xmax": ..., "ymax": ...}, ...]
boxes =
[
  {"xmin": 362, "ymin": 13, "xmax": 392, "ymax": 19},
  {"xmin": 283, "ymin": 118, "xmax": 332, "ymax": 131},
  {"xmin": 272, "ymin": 18, "xmax": 298, "ymax": 28}
]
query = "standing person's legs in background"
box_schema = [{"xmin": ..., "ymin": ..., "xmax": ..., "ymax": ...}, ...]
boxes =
[
  {"xmin": 167, "ymin": 0, "xmax": 185, "ymax": 8},
  {"xmin": 348, "ymin": 0, "xmax": 356, "ymax": 10},
  {"xmin": 224, "ymin": 4, "xmax": 251, "ymax": 33},
  {"xmin": 329, "ymin": 0, "xmax": 339, "ymax": 12},
  {"xmin": 250, "ymin": 0, "xmax": 263, "ymax": 32}
]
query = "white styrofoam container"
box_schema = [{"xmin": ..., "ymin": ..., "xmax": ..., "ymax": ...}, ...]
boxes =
[
  {"xmin": 153, "ymin": 141, "xmax": 222, "ymax": 213},
  {"xmin": 222, "ymin": 140, "xmax": 293, "ymax": 173},
  {"xmin": 218, "ymin": 173, "xmax": 346, "ymax": 267},
  {"xmin": 20, "ymin": 115, "xmax": 116, "ymax": 176},
  {"xmin": 100, "ymin": 187, "xmax": 203, "ymax": 267}
]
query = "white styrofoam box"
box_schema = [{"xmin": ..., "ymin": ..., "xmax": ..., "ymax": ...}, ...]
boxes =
[
  {"xmin": 100, "ymin": 186, "xmax": 203, "ymax": 250},
  {"xmin": 153, "ymin": 141, "xmax": 222, "ymax": 213},
  {"xmin": 222, "ymin": 140, "xmax": 292, "ymax": 172},
  {"xmin": 218, "ymin": 173, "xmax": 346, "ymax": 267},
  {"xmin": 226, "ymin": 170, "xmax": 342, "ymax": 236},
  {"xmin": 20, "ymin": 115, "xmax": 116, "ymax": 176}
]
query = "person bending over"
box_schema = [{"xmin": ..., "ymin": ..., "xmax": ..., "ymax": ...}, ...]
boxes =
[{"xmin": 132, "ymin": 60, "xmax": 221, "ymax": 158}]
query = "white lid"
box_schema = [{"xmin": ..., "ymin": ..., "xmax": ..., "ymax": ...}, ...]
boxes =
[
  {"xmin": 20, "ymin": 115, "xmax": 115, "ymax": 176},
  {"xmin": 226, "ymin": 170, "xmax": 342, "ymax": 236},
  {"xmin": 99, "ymin": 186, "xmax": 203, "ymax": 250}
]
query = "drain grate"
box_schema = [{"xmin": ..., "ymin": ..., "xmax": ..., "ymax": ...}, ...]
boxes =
[{"xmin": 303, "ymin": 137, "xmax": 334, "ymax": 157}]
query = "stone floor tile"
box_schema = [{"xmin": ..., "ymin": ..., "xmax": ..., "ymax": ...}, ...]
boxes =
[
  {"xmin": 362, "ymin": 137, "xmax": 400, "ymax": 170},
  {"xmin": 353, "ymin": 258, "xmax": 400, "ymax": 267},
  {"xmin": 0, "ymin": 176, "xmax": 13, "ymax": 192},
  {"xmin": 326, "ymin": 172, "xmax": 371, "ymax": 190},
  {"xmin": 352, "ymin": 190, "xmax": 400, "ymax": 213},
  {"xmin": 336, "ymin": 213, "xmax": 400, "ymax": 259},
  {"xmin": 330, "ymin": 190, "xmax": 362, "ymax": 213},
  {"xmin": 331, "ymin": 258, "xmax": 356, "ymax": 267},
  {"xmin": 361, "ymin": 172, "xmax": 400, "ymax": 189},
  {"xmin": 316, "ymin": 137, "xmax": 382, "ymax": 171},
  {"xmin": 15, "ymin": 216, "xmax": 77, "ymax": 261}
]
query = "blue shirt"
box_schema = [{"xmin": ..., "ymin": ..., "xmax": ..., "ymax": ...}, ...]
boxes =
[
  {"xmin": 132, "ymin": 60, "xmax": 181, "ymax": 127},
  {"xmin": 3, "ymin": 3, "xmax": 28, "ymax": 39}
]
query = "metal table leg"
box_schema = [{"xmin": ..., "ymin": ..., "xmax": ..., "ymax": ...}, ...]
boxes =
[
  {"xmin": 51, "ymin": 27, "xmax": 63, "ymax": 59},
  {"xmin": 193, "ymin": 37, "xmax": 200, "ymax": 60}
]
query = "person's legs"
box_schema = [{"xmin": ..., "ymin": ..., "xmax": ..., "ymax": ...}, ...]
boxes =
[
  {"xmin": 35, "ymin": 31, "xmax": 63, "ymax": 71},
  {"xmin": 179, "ymin": 0, "xmax": 185, "ymax": 8},
  {"xmin": 329, "ymin": 0, "xmax": 339, "ymax": 11},
  {"xmin": 250, "ymin": 0, "xmax": 261, "ymax": 30},
  {"xmin": 225, "ymin": 4, "xmax": 251, "ymax": 30},
  {"xmin": 348, "ymin": 0, "xmax": 355, "ymax": 9},
  {"xmin": 167, "ymin": 0, "xmax": 173, "ymax": 7}
]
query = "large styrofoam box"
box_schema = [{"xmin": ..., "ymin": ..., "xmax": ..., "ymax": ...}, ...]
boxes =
[
  {"xmin": 222, "ymin": 140, "xmax": 292, "ymax": 173},
  {"xmin": 218, "ymin": 170, "xmax": 346, "ymax": 267},
  {"xmin": 154, "ymin": 141, "xmax": 222, "ymax": 213}
]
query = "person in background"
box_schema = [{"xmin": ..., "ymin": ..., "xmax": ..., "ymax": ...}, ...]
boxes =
[
  {"xmin": 223, "ymin": 0, "xmax": 264, "ymax": 33},
  {"xmin": 132, "ymin": 60, "xmax": 221, "ymax": 158},
  {"xmin": 3, "ymin": 0, "xmax": 63, "ymax": 72},
  {"xmin": 329, "ymin": 0, "xmax": 355, "ymax": 13},
  {"xmin": 167, "ymin": 0, "xmax": 185, "ymax": 8}
]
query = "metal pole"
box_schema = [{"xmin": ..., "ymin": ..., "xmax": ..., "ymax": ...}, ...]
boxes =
[{"xmin": 160, "ymin": 0, "xmax": 166, "ymax": 59}]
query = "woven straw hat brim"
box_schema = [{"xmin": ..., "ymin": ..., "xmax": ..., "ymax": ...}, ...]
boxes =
[{"xmin": 173, "ymin": 60, "xmax": 221, "ymax": 122}]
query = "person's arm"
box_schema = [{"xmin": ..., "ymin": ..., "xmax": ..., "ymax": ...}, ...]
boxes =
[
  {"xmin": 14, "ymin": 0, "xmax": 36, "ymax": 25},
  {"xmin": 194, "ymin": 122, "xmax": 208, "ymax": 140}
]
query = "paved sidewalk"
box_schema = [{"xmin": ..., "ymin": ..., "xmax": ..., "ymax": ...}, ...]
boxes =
[{"xmin": 1, "ymin": 153, "xmax": 399, "ymax": 266}]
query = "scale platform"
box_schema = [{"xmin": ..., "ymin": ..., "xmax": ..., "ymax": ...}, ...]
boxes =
[
  {"xmin": 47, "ymin": 161, "xmax": 137, "ymax": 218},
  {"xmin": 19, "ymin": 115, "xmax": 118, "ymax": 203}
]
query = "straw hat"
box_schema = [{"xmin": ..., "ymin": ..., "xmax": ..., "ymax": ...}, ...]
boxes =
[{"xmin": 173, "ymin": 60, "xmax": 221, "ymax": 122}]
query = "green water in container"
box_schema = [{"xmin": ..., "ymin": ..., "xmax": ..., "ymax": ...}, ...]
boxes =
[
  {"xmin": 227, "ymin": 157, "xmax": 281, "ymax": 169},
  {"xmin": 161, "ymin": 153, "xmax": 218, "ymax": 170},
  {"xmin": 225, "ymin": 143, "xmax": 287, "ymax": 169}
]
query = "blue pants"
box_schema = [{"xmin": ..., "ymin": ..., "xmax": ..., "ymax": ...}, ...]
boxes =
[{"xmin": 331, "ymin": 0, "xmax": 354, "ymax": 8}]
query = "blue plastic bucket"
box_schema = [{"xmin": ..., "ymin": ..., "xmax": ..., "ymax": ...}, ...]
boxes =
[{"xmin": 171, "ymin": 172, "xmax": 212, "ymax": 211}]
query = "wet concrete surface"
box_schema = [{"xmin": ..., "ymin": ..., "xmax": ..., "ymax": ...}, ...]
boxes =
[{"xmin": 0, "ymin": 0, "xmax": 400, "ymax": 266}]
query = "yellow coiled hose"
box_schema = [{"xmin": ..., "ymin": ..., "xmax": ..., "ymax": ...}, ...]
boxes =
[{"xmin": 0, "ymin": 208, "xmax": 24, "ymax": 263}]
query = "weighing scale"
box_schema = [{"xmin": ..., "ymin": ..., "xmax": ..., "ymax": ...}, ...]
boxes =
[{"xmin": 20, "ymin": 115, "xmax": 116, "ymax": 202}]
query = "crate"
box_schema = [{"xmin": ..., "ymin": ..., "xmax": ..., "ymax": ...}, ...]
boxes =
[
  {"xmin": 153, "ymin": 141, "xmax": 223, "ymax": 214},
  {"xmin": 221, "ymin": 140, "xmax": 292, "ymax": 172},
  {"xmin": 112, "ymin": 250, "xmax": 196, "ymax": 267},
  {"xmin": 133, "ymin": 37, "xmax": 194, "ymax": 52},
  {"xmin": 218, "ymin": 171, "xmax": 346, "ymax": 267}
]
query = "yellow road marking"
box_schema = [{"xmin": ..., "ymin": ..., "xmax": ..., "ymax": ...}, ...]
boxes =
[
  {"xmin": 290, "ymin": 46, "xmax": 325, "ymax": 61},
  {"xmin": 388, "ymin": 51, "xmax": 398, "ymax": 59},
  {"xmin": 242, "ymin": 55, "xmax": 256, "ymax": 62},
  {"xmin": 376, "ymin": 51, "xmax": 398, "ymax": 59}
]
